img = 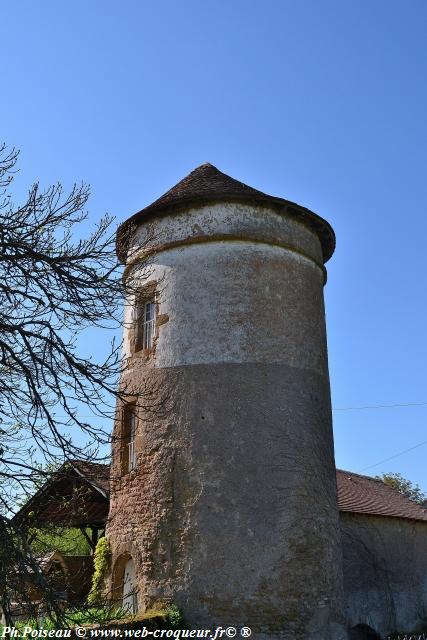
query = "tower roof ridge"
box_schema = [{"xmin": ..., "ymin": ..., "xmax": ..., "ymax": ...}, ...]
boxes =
[{"xmin": 147, "ymin": 162, "xmax": 269, "ymax": 206}]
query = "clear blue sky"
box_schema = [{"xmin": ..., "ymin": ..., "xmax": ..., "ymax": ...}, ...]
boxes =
[{"xmin": 3, "ymin": 1, "xmax": 427, "ymax": 490}]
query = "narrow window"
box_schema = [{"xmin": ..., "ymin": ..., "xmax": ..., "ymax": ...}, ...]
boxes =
[
  {"xmin": 128, "ymin": 409, "xmax": 137, "ymax": 472},
  {"xmin": 134, "ymin": 293, "xmax": 157, "ymax": 352},
  {"xmin": 142, "ymin": 299, "xmax": 156, "ymax": 349},
  {"xmin": 122, "ymin": 404, "xmax": 137, "ymax": 474}
]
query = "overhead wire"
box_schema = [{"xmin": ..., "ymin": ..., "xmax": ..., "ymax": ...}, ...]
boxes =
[
  {"xmin": 333, "ymin": 400, "xmax": 427, "ymax": 472},
  {"xmin": 61, "ymin": 399, "xmax": 427, "ymax": 418},
  {"xmin": 52, "ymin": 400, "xmax": 427, "ymax": 474},
  {"xmin": 333, "ymin": 400, "xmax": 427, "ymax": 411}
]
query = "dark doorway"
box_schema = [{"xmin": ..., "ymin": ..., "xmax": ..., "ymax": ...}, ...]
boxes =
[{"xmin": 349, "ymin": 624, "xmax": 381, "ymax": 640}]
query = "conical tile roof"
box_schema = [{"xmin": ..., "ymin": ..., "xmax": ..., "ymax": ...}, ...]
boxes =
[{"xmin": 116, "ymin": 163, "xmax": 335, "ymax": 262}]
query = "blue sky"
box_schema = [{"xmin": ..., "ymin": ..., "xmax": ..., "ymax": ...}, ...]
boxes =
[{"xmin": 3, "ymin": 1, "xmax": 427, "ymax": 489}]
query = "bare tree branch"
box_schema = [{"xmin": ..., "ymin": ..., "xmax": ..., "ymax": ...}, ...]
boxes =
[{"xmin": 0, "ymin": 143, "xmax": 143, "ymax": 622}]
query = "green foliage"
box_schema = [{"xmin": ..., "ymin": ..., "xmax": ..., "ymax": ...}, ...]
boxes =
[
  {"xmin": 88, "ymin": 537, "xmax": 111, "ymax": 605},
  {"xmin": 166, "ymin": 604, "xmax": 184, "ymax": 627},
  {"xmin": 377, "ymin": 472, "xmax": 426, "ymax": 504},
  {"xmin": 64, "ymin": 606, "xmax": 127, "ymax": 626},
  {"xmin": 0, "ymin": 606, "xmax": 127, "ymax": 633},
  {"xmin": 30, "ymin": 527, "xmax": 91, "ymax": 556}
]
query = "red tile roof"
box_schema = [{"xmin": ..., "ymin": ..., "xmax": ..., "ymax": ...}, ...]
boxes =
[
  {"xmin": 116, "ymin": 163, "xmax": 335, "ymax": 264},
  {"xmin": 13, "ymin": 462, "xmax": 427, "ymax": 526},
  {"xmin": 71, "ymin": 463, "xmax": 427, "ymax": 523},
  {"xmin": 12, "ymin": 461, "xmax": 110, "ymax": 527},
  {"xmin": 336, "ymin": 469, "xmax": 427, "ymax": 522},
  {"xmin": 71, "ymin": 460, "xmax": 110, "ymax": 496}
]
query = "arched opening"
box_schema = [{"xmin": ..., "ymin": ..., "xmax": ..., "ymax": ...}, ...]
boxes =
[
  {"xmin": 122, "ymin": 557, "xmax": 137, "ymax": 614},
  {"xmin": 112, "ymin": 553, "xmax": 138, "ymax": 614},
  {"xmin": 349, "ymin": 624, "xmax": 381, "ymax": 640}
]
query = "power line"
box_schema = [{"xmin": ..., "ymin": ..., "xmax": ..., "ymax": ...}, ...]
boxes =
[
  {"xmin": 334, "ymin": 401, "xmax": 427, "ymax": 412},
  {"xmin": 65, "ymin": 400, "xmax": 427, "ymax": 417},
  {"xmin": 27, "ymin": 408, "xmax": 427, "ymax": 474},
  {"xmin": 333, "ymin": 400, "xmax": 427, "ymax": 472},
  {"xmin": 360, "ymin": 438, "xmax": 427, "ymax": 472}
]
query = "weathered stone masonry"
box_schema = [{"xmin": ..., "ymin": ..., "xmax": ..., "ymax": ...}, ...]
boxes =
[{"xmin": 107, "ymin": 163, "xmax": 348, "ymax": 639}]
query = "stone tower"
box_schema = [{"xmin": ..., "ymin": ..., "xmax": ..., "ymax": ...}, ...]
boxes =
[{"xmin": 107, "ymin": 164, "xmax": 347, "ymax": 639}]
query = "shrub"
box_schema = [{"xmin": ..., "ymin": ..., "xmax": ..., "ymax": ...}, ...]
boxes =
[
  {"xmin": 166, "ymin": 604, "xmax": 184, "ymax": 627},
  {"xmin": 87, "ymin": 537, "xmax": 111, "ymax": 605}
]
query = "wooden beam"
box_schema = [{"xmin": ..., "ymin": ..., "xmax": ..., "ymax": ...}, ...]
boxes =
[{"xmin": 79, "ymin": 527, "xmax": 95, "ymax": 552}]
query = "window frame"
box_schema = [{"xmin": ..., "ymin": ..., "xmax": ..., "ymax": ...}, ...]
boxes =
[
  {"xmin": 134, "ymin": 286, "xmax": 157, "ymax": 353},
  {"xmin": 141, "ymin": 299, "xmax": 156, "ymax": 350},
  {"xmin": 121, "ymin": 403, "xmax": 137, "ymax": 474}
]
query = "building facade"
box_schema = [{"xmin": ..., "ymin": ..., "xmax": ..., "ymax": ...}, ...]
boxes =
[
  {"xmin": 337, "ymin": 470, "xmax": 427, "ymax": 637},
  {"xmin": 12, "ymin": 460, "xmax": 427, "ymax": 637}
]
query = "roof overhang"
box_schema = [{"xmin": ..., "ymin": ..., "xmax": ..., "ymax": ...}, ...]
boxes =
[{"xmin": 12, "ymin": 462, "xmax": 110, "ymax": 529}]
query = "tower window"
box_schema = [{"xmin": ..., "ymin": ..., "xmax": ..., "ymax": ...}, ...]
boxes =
[
  {"xmin": 122, "ymin": 404, "xmax": 137, "ymax": 474},
  {"xmin": 134, "ymin": 294, "xmax": 157, "ymax": 352},
  {"xmin": 142, "ymin": 300, "xmax": 156, "ymax": 349}
]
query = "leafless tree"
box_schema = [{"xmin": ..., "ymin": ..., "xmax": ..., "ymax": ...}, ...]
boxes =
[{"xmin": 0, "ymin": 143, "xmax": 132, "ymax": 623}]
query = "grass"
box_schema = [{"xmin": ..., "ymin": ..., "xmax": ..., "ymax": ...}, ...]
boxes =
[{"xmin": 0, "ymin": 604, "xmax": 182, "ymax": 634}]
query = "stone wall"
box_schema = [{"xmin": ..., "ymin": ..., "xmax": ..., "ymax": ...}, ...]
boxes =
[
  {"xmin": 341, "ymin": 512, "xmax": 427, "ymax": 637},
  {"xmin": 107, "ymin": 202, "xmax": 347, "ymax": 639}
]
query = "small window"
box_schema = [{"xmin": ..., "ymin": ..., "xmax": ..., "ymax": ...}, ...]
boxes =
[
  {"xmin": 142, "ymin": 299, "xmax": 156, "ymax": 349},
  {"xmin": 134, "ymin": 294, "xmax": 157, "ymax": 352},
  {"xmin": 122, "ymin": 404, "xmax": 137, "ymax": 474}
]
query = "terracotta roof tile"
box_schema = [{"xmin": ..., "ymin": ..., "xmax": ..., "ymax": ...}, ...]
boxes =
[
  {"xmin": 70, "ymin": 461, "xmax": 110, "ymax": 496},
  {"xmin": 15, "ymin": 461, "xmax": 426, "ymax": 526},
  {"xmin": 67, "ymin": 464, "xmax": 427, "ymax": 523},
  {"xmin": 116, "ymin": 163, "xmax": 335, "ymax": 264},
  {"xmin": 12, "ymin": 461, "xmax": 110, "ymax": 527},
  {"xmin": 336, "ymin": 469, "xmax": 427, "ymax": 522}
]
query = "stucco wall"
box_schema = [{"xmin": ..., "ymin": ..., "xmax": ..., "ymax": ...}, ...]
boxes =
[
  {"xmin": 341, "ymin": 512, "xmax": 427, "ymax": 636},
  {"xmin": 107, "ymin": 202, "xmax": 347, "ymax": 639}
]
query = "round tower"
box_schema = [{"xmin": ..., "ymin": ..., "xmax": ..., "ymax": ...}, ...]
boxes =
[{"xmin": 107, "ymin": 164, "xmax": 347, "ymax": 639}]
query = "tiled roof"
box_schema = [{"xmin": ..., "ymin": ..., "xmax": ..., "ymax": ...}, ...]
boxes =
[
  {"xmin": 14, "ymin": 461, "xmax": 427, "ymax": 526},
  {"xmin": 37, "ymin": 550, "xmax": 60, "ymax": 570},
  {"xmin": 64, "ymin": 464, "xmax": 427, "ymax": 522},
  {"xmin": 336, "ymin": 469, "xmax": 427, "ymax": 522},
  {"xmin": 71, "ymin": 460, "xmax": 110, "ymax": 496},
  {"xmin": 12, "ymin": 461, "xmax": 110, "ymax": 527},
  {"xmin": 116, "ymin": 163, "xmax": 335, "ymax": 264}
]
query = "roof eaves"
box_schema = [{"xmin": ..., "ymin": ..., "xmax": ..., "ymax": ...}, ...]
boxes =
[
  {"xmin": 70, "ymin": 462, "xmax": 109, "ymax": 499},
  {"xmin": 116, "ymin": 195, "xmax": 335, "ymax": 264},
  {"xmin": 339, "ymin": 507, "xmax": 427, "ymax": 525}
]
